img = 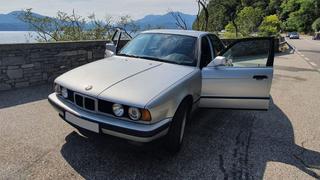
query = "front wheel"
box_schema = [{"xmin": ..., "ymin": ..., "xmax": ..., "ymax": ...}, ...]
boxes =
[{"xmin": 164, "ymin": 100, "xmax": 190, "ymax": 153}]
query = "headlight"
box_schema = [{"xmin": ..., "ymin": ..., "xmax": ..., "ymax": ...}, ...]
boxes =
[
  {"xmin": 128, "ymin": 107, "xmax": 141, "ymax": 121},
  {"xmin": 112, "ymin": 104, "xmax": 124, "ymax": 117},
  {"xmin": 61, "ymin": 87, "xmax": 68, "ymax": 98}
]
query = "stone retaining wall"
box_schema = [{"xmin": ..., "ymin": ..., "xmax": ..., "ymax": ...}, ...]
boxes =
[{"xmin": 0, "ymin": 41, "xmax": 107, "ymax": 91}]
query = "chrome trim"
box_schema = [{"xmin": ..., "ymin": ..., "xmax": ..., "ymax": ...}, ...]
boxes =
[
  {"xmin": 48, "ymin": 93, "xmax": 172, "ymax": 132},
  {"xmin": 61, "ymin": 90, "xmax": 150, "ymax": 124},
  {"xmin": 73, "ymin": 92, "xmax": 98, "ymax": 113},
  {"xmin": 101, "ymin": 128, "xmax": 169, "ymax": 143}
]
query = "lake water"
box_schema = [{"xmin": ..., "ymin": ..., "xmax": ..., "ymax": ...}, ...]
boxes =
[{"xmin": 0, "ymin": 31, "xmax": 37, "ymax": 44}]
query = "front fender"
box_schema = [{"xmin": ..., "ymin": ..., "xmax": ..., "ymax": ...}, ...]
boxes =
[{"xmin": 145, "ymin": 69, "xmax": 201, "ymax": 123}]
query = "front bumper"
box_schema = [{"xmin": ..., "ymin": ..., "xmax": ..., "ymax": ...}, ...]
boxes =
[{"xmin": 48, "ymin": 93, "xmax": 171, "ymax": 142}]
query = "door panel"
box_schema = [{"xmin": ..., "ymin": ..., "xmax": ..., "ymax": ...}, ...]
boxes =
[{"xmin": 200, "ymin": 37, "xmax": 274, "ymax": 110}]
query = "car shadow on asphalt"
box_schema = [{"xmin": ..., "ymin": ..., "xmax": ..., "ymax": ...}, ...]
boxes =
[{"xmin": 60, "ymin": 100, "xmax": 320, "ymax": 179}]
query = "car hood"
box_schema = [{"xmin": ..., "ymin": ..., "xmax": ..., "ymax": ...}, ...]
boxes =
[{"xmin": 55, "ymin": 56, "xmax": 195, "ymax": 107}]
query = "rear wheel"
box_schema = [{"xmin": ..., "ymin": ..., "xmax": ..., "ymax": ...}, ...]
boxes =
[{"xmin": 165, "ymin": 100, "xmax": 191, "ymax": 153}]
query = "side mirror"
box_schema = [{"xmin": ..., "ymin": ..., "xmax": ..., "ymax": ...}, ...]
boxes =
[{"xmin": 207, "ymin": 56, "xmax": 227, "ymax": 67}]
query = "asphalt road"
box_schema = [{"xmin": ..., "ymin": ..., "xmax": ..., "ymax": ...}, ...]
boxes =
[
  {"xmin": 286, "ymin": 36, "xmax": 320, "ymax": 71},
  {"xmin": 1, "ymin": 52, "xmax": 320, "ymax": 179}
]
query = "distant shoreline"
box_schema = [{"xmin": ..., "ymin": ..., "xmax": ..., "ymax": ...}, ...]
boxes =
[
  {"xmin": 0, "ymin": 31, "xmax": 37, "ymax": 43},
  {"xmin": 0, "ymin": 30, "xmax": 34, "ymax": 31}
]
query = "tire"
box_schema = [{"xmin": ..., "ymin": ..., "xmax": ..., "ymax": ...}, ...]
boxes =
[{"xmin": 165, "ymin": 100, "xmax": 191, "ymax": 153}]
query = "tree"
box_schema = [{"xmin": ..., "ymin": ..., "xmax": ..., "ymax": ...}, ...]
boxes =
[
  {"xmin": 312, "ymin": 18, "xmax": 320, "ymax": 32},
  {"xmin": 19, "ymin": 9, "xmax": 138, "ymax": 42},
  {"xmin": 281, "ymin": 0, "xmax": 319, "ymax": 33},
  {"xmin": 193, "ymin": 0, "xmax": 244, "ymax": 36},
  {"xmin": 194, "ymin": 0, "xmax": 209, "ymax": 31},
  {"xmin": 236, "ymin": 7, "xmax": 263, "ymax": 36},
  {"xmin": 116, "ymin": 15, "xmax": 140, "ymax": 34},
  {"xmin": 259, "ymin": 14, "xmax": 281, "ymax": 36},
  {"xmin": 169, "ymin": 11, "xmax": 188, "ymax": 30},
  {"xmin": 267, "ymin": 0, "xmax": 282, "ymax": 15},
  {"xmin": 223, "ymin": 6, "xmax": 263, "ymax": 38},
  {"xmin": 193, "ymin": 0, "xmax": 228, "ymax": 32}
]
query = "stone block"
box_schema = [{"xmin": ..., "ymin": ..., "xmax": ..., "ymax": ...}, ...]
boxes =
[
  {"xmin": 2, "ymin": 56, "xmax": 25, "ymax": 65},
  {"xmin": 0, "ymin": 83, "xmax": 11, "ymax": 91},
  {"xmin": 30, "ymin": 77, "xmax": 42, "ymax": 83},
  {"xmin": 78, "ymin": 50, "xmax": 87, "ymax": 55},
  {"xmin": 7, "ymin": 69, "xmax": 23, "ymax": 79},
  {"xmin": 7, "ymin": 66, "xmax": 19, "ymax": 70},
  {"xmin": 88, "ymin": 51, "xmax": 93, "ymax": 60},
  {"xmin": 21, "ymin": 64, "xmax": 34, "ymax": 68},
  {"xmin": 15, "ymin": 82, "xmax": 29, "ymax": 88},
  {"xmin": 30, "ymin": 53, "xmax": 40, "ymax": 58},
  {"xmin": 42, "ymin": 73, "xmax": 48, "ymax": 80},
  {"xmin": 56, "ymin": 51, "xmax": 78, "ymax": 56}
]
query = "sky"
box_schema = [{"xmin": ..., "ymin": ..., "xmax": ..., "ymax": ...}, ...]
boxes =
[{"xmin": 0, "ymin": 0, "xmax": 198, "ymax": 20}]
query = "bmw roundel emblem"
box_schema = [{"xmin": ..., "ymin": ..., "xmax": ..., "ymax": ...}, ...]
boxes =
[{"xmin": 85, "ymin": 85, "xmax": 93, "ymax": 91}]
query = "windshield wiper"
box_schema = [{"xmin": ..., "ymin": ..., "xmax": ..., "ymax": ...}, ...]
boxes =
[
  {"xmin": 138, "ymin": 56, "xmax": 180, "ymax": 65},
  {"xmin": 117, "ymin": 53, "xmax": 141, "ymax": 58},
  {"xmin": 117, "ymin": 54, "xmax": 181, "ymax": 65}
]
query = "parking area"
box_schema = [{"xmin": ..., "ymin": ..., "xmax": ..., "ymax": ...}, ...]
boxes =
[{"xmin": 1, "ymin": 52, "xmax": 320, "ymax": 179}]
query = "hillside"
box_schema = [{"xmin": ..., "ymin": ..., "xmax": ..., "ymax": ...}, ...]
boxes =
[
  {"xmin": 0, "ymin": 11, "xmax": 196, "ymax": 31},
  {"xmin": 0, "ymin": 11, "xmax": 47, "ymax": 31},
  {"xmin": 135, "ymin": 12, "xmax": 196, "ymax": 30}
]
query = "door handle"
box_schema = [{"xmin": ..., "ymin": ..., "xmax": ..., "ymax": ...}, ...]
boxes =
[{"xmin": 253, "ymin": 75, "xmax": 268, "ymax": 80}]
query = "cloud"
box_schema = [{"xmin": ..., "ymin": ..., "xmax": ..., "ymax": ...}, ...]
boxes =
[{"xmin": 0, "ymin": 0, "xmax": 197, "ymax": 19}]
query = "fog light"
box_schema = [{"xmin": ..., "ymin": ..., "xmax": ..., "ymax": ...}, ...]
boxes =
[
  {"xmin": 61, "ymin": 87, "xmax": 68, "ymax": 98},
  {"xmin": 128, "ymin": 107, "xmax": 141, "ymax": 121},
  {"xmin": 112, "ymin": 104, "xmax": 124, "ymax": 117}
]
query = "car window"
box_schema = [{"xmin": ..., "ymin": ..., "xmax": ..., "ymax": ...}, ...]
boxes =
[
  {"xmin": 222, "ymin": 39, "xmax": 270, "ymax": 68},
  {"xmin": 119, "ymin": 33, "xmax": 197, "ymax": 66},
  {"xmin": 208, "ymin": 35, "xmax": 225, "ymax": 56},
  {"xmin": 120, "ymin": 32, "xmax": 131, "ymax": 40},
  {"xmin": 200, "ymin": 36, "xmax": 212, "ymax": 68},
  {"xmin": 112, "ymin": 31, "xmax": 120, "ymax": 42}
]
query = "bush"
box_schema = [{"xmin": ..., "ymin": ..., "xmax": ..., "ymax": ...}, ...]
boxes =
[
  {"xmin": 259, "ymin": 15, "xmax": 281, "ymax": 37},
  {"xmin": 312, "ymin": 18, "xmax": 320, "ymax": 32}
]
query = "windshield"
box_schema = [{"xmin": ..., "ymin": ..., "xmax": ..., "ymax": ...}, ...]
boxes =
[{"xmin": 118, "ymin": 33, "xmax": 198, "ymax": 66}]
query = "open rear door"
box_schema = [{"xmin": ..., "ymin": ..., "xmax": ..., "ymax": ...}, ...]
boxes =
[{"xmin": 105, "ymin": 28, "xmax": 132, "ymax": 57}]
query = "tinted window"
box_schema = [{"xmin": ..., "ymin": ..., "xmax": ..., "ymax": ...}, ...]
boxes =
[
  {"xmin": 200, "ymin": 36, "xmax": 212, "ymax": 68},
  {"xmin": 119, "ymin": 33, "xmax": 197, "ymax": 66},
  {"xmin": 222, "ymin": 39, "xmax": 270, "ymax": 68}
]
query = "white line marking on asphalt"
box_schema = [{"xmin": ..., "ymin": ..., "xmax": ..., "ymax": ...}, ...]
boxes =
[
  {"xmin": 310, "ymin": 62, "xmax": 317, "ymax": 66},
  {"xmin": 305, "ymin": 57, "xmax": 310, "ymax": 61},
  {"xmin": 301, "ymin": 54, "xmax": 305, "ymax": 57}
]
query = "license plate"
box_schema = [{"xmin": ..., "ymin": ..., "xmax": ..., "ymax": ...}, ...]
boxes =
[{"xmin": 65, "ymin": 112, "xmax": 99, "ymax": 133}]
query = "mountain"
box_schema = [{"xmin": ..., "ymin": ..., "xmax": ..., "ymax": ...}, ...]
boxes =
[
  {"xmin": 0, "ymin": 11, "xmax": 196, "ymax": 31},
  {"xmin": 0, "ymin": 11, "xmax": 46, "ymax": 31},
  {"xmin": 134, "ymin": 12, "xmax": 196, "ymax": 30}
]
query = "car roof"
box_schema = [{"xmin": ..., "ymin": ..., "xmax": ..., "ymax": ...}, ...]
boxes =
[{"xmin": 141, "ymin": 29, "xmax": 209, "ymax": 38}]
